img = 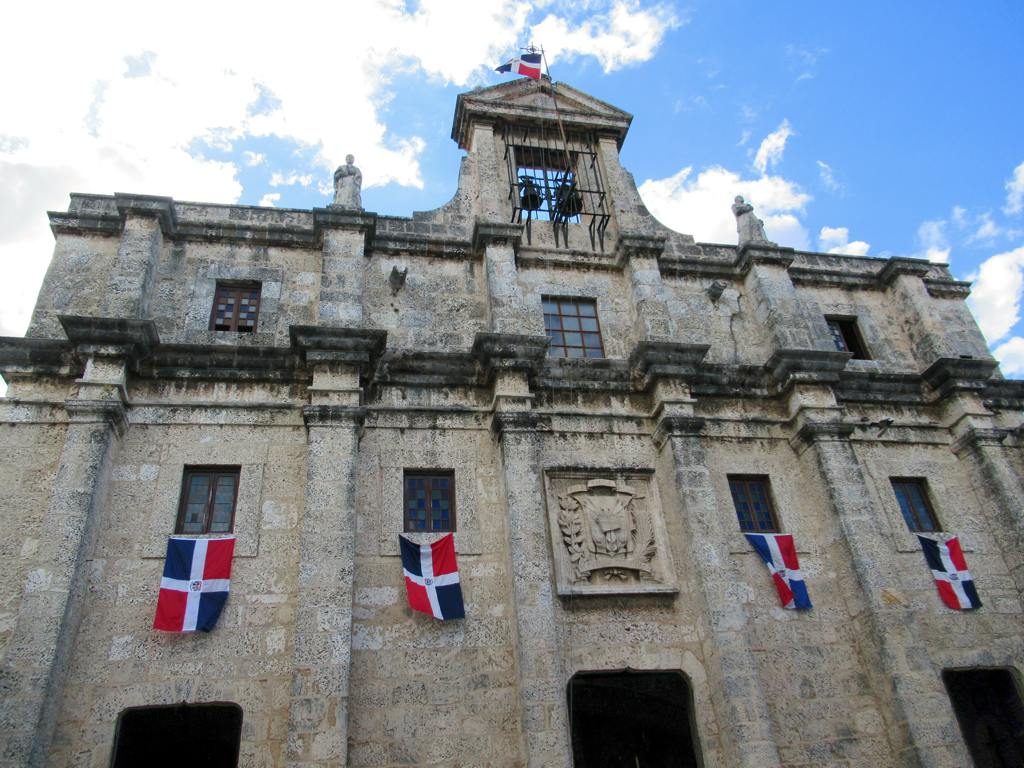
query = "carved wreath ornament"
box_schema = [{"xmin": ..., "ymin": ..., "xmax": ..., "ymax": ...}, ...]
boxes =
[{"xmin": 557, "ymin": 478, "xmax": 658, "ymax": 583}]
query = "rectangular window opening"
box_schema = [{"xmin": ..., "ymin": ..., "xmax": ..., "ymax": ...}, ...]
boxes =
[
  {"xmin": 210, "ymin": 281, "xmax": 261, "ymax": 333},
  {"xmin": 728, "ymin": 475, "xmax": 780, "ymax": 533},
  {"xmin": 175, "ymin": 466, "xmax": 241, "ymax": 535},
  {"xmin": 826, "ymin": 316, "xmax": 869, "ymax": 359},
  {"xmin": 891, "ymin": 477, "xmax": 940, "ymax": 532},
  {"xmin": 403, "ymin": 470, "xmax": 456, "ymax": 533},
  {"xmin": 514, "ymin": 145, "xmax": 581, "ymax": 223},
  {"xmin": 542, "ymin": 296, "xmax": 604, "ymax": 359}
]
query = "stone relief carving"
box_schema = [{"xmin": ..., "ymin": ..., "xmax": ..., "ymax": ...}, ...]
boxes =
[{"xmin": 546, "ymin": 471, "xmax": 678, "ymax": 596}]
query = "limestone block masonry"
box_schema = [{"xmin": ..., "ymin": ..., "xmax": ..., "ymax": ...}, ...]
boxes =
[{"xmin": 1, "ymin": 77, "xmax": 1023, "ymax": 768}]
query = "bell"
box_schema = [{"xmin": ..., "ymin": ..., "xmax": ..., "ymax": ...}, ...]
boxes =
[
  {"xmin": 555, "ymin": 183, "xmax": 583, "ymax": 217},
  {"xmin": 519, "ymin": 178, "xmax": 542, "ymax": 211}
]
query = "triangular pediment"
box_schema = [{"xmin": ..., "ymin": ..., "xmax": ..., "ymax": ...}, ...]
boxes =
[{"xmin": 452, "ymin": 78, "xmax": 633, "ymax": 149}]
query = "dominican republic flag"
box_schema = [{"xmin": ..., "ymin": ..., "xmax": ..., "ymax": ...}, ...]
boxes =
[
  {"xmin": 399, "ymin": 533, "xmax": 465, "ymax": 621},
  {"xmin": 495, "ymin": 52, "xmax": 542, "ymax": 80},
  {"xmin": 917, "ymin": 535, "xmax": 982, "ymax": 610},
  {"xmin": 153, "ymin": 536, "xmax": 235, "ymax": 632},
  {"xmin": 745, "ymin": 533, "xmax": 812, "ymax": 610}
]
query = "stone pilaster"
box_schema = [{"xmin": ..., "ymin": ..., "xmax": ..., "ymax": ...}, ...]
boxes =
[
  {"xmin": 473, "ymin": 221, "xmax": 542, "ymax": 336},
  {"xmin": 286, "ymin": 328, "xmax": 384, "ymax": 767},
  {"xmin": 739, "ymin": 246, "xmax": 833, "ymax": 354},
  {"xmin": 0, "ymin": 392, "xmax": 126, "ymax": 767},
  {"xmin": 615, "ymin": 233, "xmax": 675, "ymax": 342},
  {"xmin": 312, "ymin": 209, "xmax": 376, "ymax": 326},
  {"xmin": 879, "ymin": 258, "xmax": 991, "ymax": 367},
  {"xmin": 793, "ymin": 419, "xmax": 972, "ymax": 767},
  {"xmin": 287, "ymin": 401, "xmax": 365, "ymax": 767},
  {"xmin": 492, "ymin": 407, "xmax": 571, "ymax": 768},
  {"xmin": 102, "ymin": 194, "xmax": 175, "ymax": 319},
  {"xmin": 952, "ymin": 423, "xmax": 1024, "ymax": 595},
  {"xmin": 654, "ymin": 412, "xmax": 782, "ymax": 768}
]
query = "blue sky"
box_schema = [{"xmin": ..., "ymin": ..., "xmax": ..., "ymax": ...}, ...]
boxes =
[{"xmin": 2, "ymin": 1, "xmax": 1023, "ymax": 373}]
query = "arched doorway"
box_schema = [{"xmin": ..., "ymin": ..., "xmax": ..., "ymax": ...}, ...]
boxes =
[
  {"xmin": 567, "ymin": 670, "xmax": 701, "ymax": 767},
  {"xmin": 110, "ymin": 701, "xmax": 243, "ymax": 767}
]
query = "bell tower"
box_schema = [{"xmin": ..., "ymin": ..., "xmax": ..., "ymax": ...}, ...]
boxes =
[{"xmin": 452, "ymin": 77, "xmax": 635, "ymax": 252}]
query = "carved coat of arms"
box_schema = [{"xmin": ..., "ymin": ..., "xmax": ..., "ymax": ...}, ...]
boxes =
[{"xmin": 557, "ymin": 478, "xmax": 658, "ymax": 583}]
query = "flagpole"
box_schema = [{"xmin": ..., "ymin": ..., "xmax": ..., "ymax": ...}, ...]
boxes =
[{"xmin": 537, "ymin": 45, "xmax": 575, "ymax": 177}]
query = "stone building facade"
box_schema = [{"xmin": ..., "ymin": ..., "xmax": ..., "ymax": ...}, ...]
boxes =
[{"xmin": 1, "ymin": 78, "xmax": 1023, "ymax": 767}]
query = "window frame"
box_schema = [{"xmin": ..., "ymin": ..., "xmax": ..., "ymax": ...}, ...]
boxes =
[
  {"xmin": 542, "ymin": 296, "xmax": 605, "ymax": 359},
  {"xmin": 727, "ymin": 475, "xmax": 781, "ymax": 533},
  {"xmin": 890, "ymin": 477, "xmax": 941, "ymax": 532},
  {"xmin": 513, "ymin": 145, "xmax": 581, "ymax": 223},
  {"xmin": 209, "ymin": 280, "xmax": 262, "ymax": 333},
  {"xmin": 403, "ymin": 469, "xmax": 457, "ymax": 533},
  {"xmin": 174, "ymin": 466, "xmax": 241, "ymax": 535},
  {"xmin": 825, "ymin": 315, "xmax": 870, "ymax": 360}
]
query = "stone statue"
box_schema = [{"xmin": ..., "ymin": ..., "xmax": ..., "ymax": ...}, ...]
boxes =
[
  {"xmin": 332, "ymin": 154, "xmax": 362, "ymax": 210},
  {"xmin": 732, "ymin": 195, "xmax": 774, "ymax": 246}
]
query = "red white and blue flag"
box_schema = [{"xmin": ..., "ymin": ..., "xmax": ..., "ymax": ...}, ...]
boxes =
[
  {"xmin": 153, "ymin": 536, "xmax": 235, "ymax": 632},
  {"xmin": 495, "ymin": 52, "xmax": 542, "ymax": 80},
  {"xmin": 917, "ymin": 534, "xmax": 982, "ymax": 610},
  {"xmin": 399, "ymin": 533, "xmax": 465, "ymax": 621},
  {"xmin": 745, "ymin": 532, "xmax": 812, "ymax": 610}
]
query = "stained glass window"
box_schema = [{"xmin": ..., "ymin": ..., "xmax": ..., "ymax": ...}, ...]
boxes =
[
  {"xmin": 891, "ymin": 478, "xmax": 940, "ymax": 532},
  {"xmin": 403, "ymin": 471, "xmax": 455, "ymax": 533},
  {"xmin": 210, "ymin": 282, "xmax": 261, "ymax": 332},
  {"xmin": 728, "ymin": 475, "xmax": 780, "ymax": 533}
]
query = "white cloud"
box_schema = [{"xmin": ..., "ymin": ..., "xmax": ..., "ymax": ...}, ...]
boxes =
[
  {"xmin": 818, "ymin": 226, "xmax": 870, "ymax": 256},
  {"xmin": 1005, "ymin": 160, "xmax": 1024, "ymax": 215},
  {"xmin": 269, "ymin": 172, "xmax": 314, "ymax": 188},
  {"xmin": 0, "ymin": 1, "xmax": 676, "ymax": 337},
  {"xmin": 993, "ymin": 336, "xmax": 1024, "ymax": 375},
  {"xmin": 951, "ymin": 205, "xmax": 968, "ymax": 228},
  {"xmin": 966, "ymin": 246, "xmax": 1024, "ymax": 343},
  {"xmin": 967, "ymin": 211, "xmax": 1001, "ymax": 243},
  {"xmin": 638, "ymin": 165, "xmax": 811, "ymax": 249},
  {"xmin": 258, "ymin": 193, "xmax": 281, "ymax": 207},
  {"xmin": 916, "ymin": 219, "xmax": 951, "ymax": 263},
  {"xmin": 817, "ymin": 160, "xmax": 840, "ymax": 193},
  {"xmin": 532, "ymin": 2, "xmax": 682, "ymax": 73},
  {"xmin": 753, "ymin": 120, "xmax": 793, "ymax": 175}
]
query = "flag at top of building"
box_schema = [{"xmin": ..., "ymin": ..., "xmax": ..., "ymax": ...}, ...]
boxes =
[
  {"xmin": 745, "ymin": 532, "xmax": 812, "ymax": 610},
  {"xmin": 917, "ymin": 534, "xmax": 982, "ymax": 610},
  {"xmin": 495, "ymin": 51, "xmax": 542, "ymax": 80},
  {"xmin": 399, "ymin": 533, "xmax": 465, "ymax": 620},
  {"xmin": 153, "ymin": 536, "xmax": 235, "ymax": 632}
]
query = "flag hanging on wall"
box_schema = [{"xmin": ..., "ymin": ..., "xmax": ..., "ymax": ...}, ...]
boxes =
[
  {"xmin": 153, "ymin": 536, "xmax": 236, "ymax": 632},
  {"xmin": 495, "ymin": 52, "xmax": 542, "ymax": 80},
  {"xmin": 399, "ymin": 533, "xmax": 465, "ymax": 621},
  {"xmin": 745, "ymin": 532, "xmax": 812, "ymax": 610},
  {"xmin": 917, "ymin": 534, "xmax": 982, "ymax": 610}
]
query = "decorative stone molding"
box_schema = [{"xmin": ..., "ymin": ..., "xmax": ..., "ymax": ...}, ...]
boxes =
[
  {"xmin": 311, "ymin": 206, "xmax": 377, "ymax": 252},
  {"xmin": 59, "ymin": 315, "xmax": 159, "ymax": 368},
  {"xmin": 877, "ymin": 256, "xmax": 931, "ymax": 287},
  {"xmin": 652, "ymin": 415, "xmax": 705, "ymax": 448},
  {"xmin": 64, "ymin": 398, "xmax": 129, "ymax": 437},
  {"xmin": 789, "ymin": 420, "xmax": 856, "ymax": 454},
  {"xmin": 613, "ymin": 232, "xmax": 667, "ymax": 267},
  {"xmin": 629, "ymin": 341, "xmax": 709, "ymax": 390},
  {"xmin": 765, "ymin": 348, "xmax": 850, "ymax": 389},
  {"xmin": 301, "ymin": 404, "xmax": 368, "ymax": 429},
  {"xmin": 924, "ymin": 277, "xmax": 972, "ymax": 299},
  {"xmin": 950, "ymin": 425, "xmax": 1010, "ymax": 457},
  {"xmin": 471, "ymin": 220, "xmax": 524, "ymax": 255},
  {"xmin": 490, "ymin": 410, "xmax": 549, "ymax": 436},
  {"xmin": 734, "ymin": 243, "xmax": 795, "ymax": 274},
  {"xmin": 544, "ymin": 470, "xmax": 677, "ymax": 596},
  {"xmin": 114, "ymin": 192, "xmax": 177, "ymax": 234},
  {"xmin": 471, "ymin": 331, "xmax": 549, "ymax": 385},
  {"xmin": 290, "ymin": 325, "xmax": 387, "ymax": 380},
  {"xmin": 921, "ymin": 357, "xmax": 998, "ymax": 398}
]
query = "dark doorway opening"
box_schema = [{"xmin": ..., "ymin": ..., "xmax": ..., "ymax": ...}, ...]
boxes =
[
  {"xmin": 943, "ymin": 668, "xmax": 1024, "ymax": 767},
  {"xmin": 568, "ymin": 670, "xmax": 701, "ymax": 768},
  {"xmin": 110, "ymin": 701, "xmax": 242, "ymax": 768}
]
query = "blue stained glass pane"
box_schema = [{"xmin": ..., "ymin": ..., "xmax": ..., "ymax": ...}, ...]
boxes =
[
  {"xmin": 561, "ymin": 316, "xmax": 581, "ymax": 331},
  {"xmin": 584, "ymin": 347, "xmax": 603, "ymax": 358},
  {"xmin": 580, "ymin": 317, "xmax": 598, "ymax": 331},
  {"xmin": 577, "ymin": 302, "xmax": 596, "ymax": 317}
]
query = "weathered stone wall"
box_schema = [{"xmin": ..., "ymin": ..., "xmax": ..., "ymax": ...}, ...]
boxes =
[
  {"xmin": 46, "ymin": 415, "xmax": 307, "ymax": 768},
  {"xmin": 27, "ymin": 235, "xmax": 118, "ymax": 338}
]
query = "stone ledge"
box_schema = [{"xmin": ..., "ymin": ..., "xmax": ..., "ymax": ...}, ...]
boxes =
[
  {"xmin": 471, "ymin": 332, "xmax": 549, "ymax": 385},
  {"xmin": 924, "ymin": 277, "xmax": 972, "ymax": 299},
  {"xmin": 311, "ymin": 207, "xmax": 377, "ymax": 252},
  {"xmin": 629, "ymin": 341, "xmax": 709, "ymax": 390},
  {"xmin": 302, "ymin": 404, "xmax": 367, "ymax": 428},
  {"xmin": 877, "ymin": 256, "xmax": 932, "ymax": 287},
  {"xmin": 490, "ymin": 410, "xmax": 550, "ymax": 435},
  {"xmin": 114, "ymin": 193, "xmax": 177, "ymax": 234},
  {"xmin": 652, "ymin": 415, "xmax": 706, "ymax": 447},
  {"xmin": 289, "ymin": 325, "xmax": 387, "ymax": 379},
  {"xmin": 735, "ymin": 243, "xmax": 796, "ymax": 274},
  {"xmin": 765, "ymin": 348, "xmax": 850, "ymax": 389},
  {"xmin": 471, "ymin": 220, "xmax": 523, "ymax": 254},
  {"xmin": 613, "ymin": 232, "xmax": 667, "ymax": 267},
  {"xmin": 921, "ymin": 357, "xmax": 999, "ymax": 398}
]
